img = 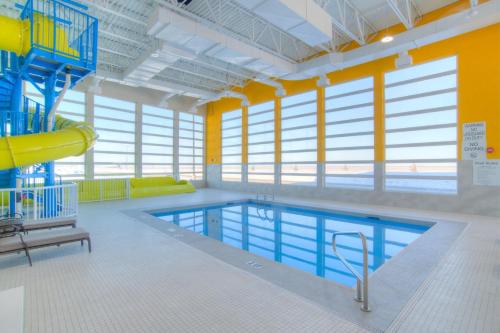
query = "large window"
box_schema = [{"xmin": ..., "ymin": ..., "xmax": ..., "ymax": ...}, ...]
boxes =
[
  {"xmin": 324, "ymin": 77, "xmax": 374, "ymax": 189},
  {"xmin": 179, "ymin": 112, "xmax": 204, "ymax": 180},
  {"xmin": 25, "ymin": 85, "xmax": 86, "ymax": 180},
  {"xmin": 93, "ymin": 96, "xmax": 136, "ymax": 178},
  {"xmin": 141, "ymin": 105, "xmax": 174, "ymax": 177},
  {"xmin": 221, "ymin": 109, "xmax": 242, "ymax": 182},
  {"xmin": 384, "ymin": 56, "xmax": 457, "ymax": 194},
  {"xmin": 247, "ymin": 101, "xmax": 275, "ymax": 183},
  {"xmin": 281, "ymin": 91, "xmax": 317, "ymax": 185}
]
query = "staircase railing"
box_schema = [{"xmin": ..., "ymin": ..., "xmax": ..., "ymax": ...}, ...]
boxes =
[
  {"xmin": 23, "ymin": 96, "xmax": 44, "ymax": 133},
  {"xmin": 20, "ymin": 0, "xmax": 98, "ymax": 69}
]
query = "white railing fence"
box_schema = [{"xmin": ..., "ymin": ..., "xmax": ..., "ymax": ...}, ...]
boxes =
[{"xmin": 0, "ymin": 183, "xmax": 78, "ymax": 221}]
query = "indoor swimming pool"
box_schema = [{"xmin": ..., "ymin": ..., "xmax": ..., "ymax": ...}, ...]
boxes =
[{"xmin": 151, "ymin": 201, "xmax": 431, "ymax": 287}]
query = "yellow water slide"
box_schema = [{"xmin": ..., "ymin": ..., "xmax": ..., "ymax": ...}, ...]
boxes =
[
  {"xmin": 0, "ymin": 15, "xmax": 97, "ymax": 171},
  {"xmin": 0, "ymin": 115, "xmax": 97, "ymax": 170}
]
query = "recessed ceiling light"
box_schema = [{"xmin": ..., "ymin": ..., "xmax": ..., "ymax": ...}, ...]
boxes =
[
  {"xmin": 151, "ymin": 52, "xmax": 160, "ymax": 58},
  {"xmin": 381, "ymin": 35, "xmax": 394, "ymax": 43}
]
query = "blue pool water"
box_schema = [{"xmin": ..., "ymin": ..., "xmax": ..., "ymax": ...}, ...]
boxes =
[{"xmin": 151, "ymin": 201, "xmax": 431, "ymax": 287}]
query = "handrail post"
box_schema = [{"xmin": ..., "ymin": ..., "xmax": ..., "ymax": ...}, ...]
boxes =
[{"xmin": 332, "ymin": 231, "xmax": 370, "ymax": 312}]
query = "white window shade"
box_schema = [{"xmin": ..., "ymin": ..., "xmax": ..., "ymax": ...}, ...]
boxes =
[
  {"xmin": 248, "ymin": 101, "xmax": 275, "ymax": 184},
  {"xmin": 324, "ymin": 77, "xmax": 374, "ymax": 190},
  {"xmin": 142, "ymin": 105, "xmax": 174, "ymax": 177},
  {"xmin": 179, "ymin": 112, "xmax": 204, "ymax": 181},
  {"xmin": 384, "ymin": 56, "xmax": 458, "ymax": 194},
  {"xmin": 281, "ymin": 91, "xmax": 317, "ymax": 186},
  {"xmin": 94, "ymin": 96, "xmax": 136, "ymax": 179},
  {"xmin": 222, "ymin": 109, "xmax": 242, "ymax": 182}
]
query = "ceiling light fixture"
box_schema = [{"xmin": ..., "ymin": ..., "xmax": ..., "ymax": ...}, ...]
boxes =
[
  {"xmin": 151, "ymin": 52, "xmax": 160, "ymax": 58},
  {"xmin": 381, "ymin": 35, "xmax": 394, "ymax": 43}
]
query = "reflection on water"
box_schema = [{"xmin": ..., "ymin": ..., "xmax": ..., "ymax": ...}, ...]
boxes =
[{"xmin": 154, "ymin": 202, "xmax": 429, "ymax": 287}]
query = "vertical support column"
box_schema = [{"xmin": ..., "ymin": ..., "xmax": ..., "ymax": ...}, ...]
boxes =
[
  {"xmin": 242, "ymin": 106, "xmax": 248, "ymax": 185},
  {"xmin": 274, "ymin": 97, "xmax": 281, "ymax": 189},
  {"xmin": 43, "ymin": 73, "xmax": 57, "ymax": 187},
  {"xmin": 173, "ymin": 110, "xmax": 180, "ymax": 179},
  {"xmin": 135, "ymin": 102, "xmax": 142, "ymax": 178},
  {"xmin": 374, "ymin": 73, "xmax": 385, "ymax": 192},
  {"xmin": 317, "ymin": 88, "xmax": 326, "ymax": 189},
  {"xmin": 43, "ymin": 74, "xmax": 57, "ymax": 217},
  {"xmin": 8, "ymin": 75, "xmax": 23, "ymax": 216},
  {"xmin": 84, "ymin": 92, "xmax": 94, "ymax": 180}
]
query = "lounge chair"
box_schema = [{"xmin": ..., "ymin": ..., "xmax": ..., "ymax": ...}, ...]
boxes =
[
  {"xmin": 22, "ymin": 218, "xmax": 77, "ymax": 232},
  {"xmin": 0, "ymin": 227, "xmax": 91, "ymax": 266}
]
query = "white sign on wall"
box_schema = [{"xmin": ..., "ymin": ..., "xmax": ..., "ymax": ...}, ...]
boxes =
[
  {"xmin": 462, "ymin": 122, "xmax": 486, "ymax": 160},
  {"xmin": 473, "ymin": 160, "xmax": 500, "ymax": 186}
]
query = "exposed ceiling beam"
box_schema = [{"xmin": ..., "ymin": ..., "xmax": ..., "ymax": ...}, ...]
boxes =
[
  {"xmin": 79, "ymin": 0, "xmax": 149, "ymax": 26},
  {"xmin": 386, "ymin": 0, "xmax": 421, "ymax": 29},
  {"xmin": 288, "ymin": 0, "xmax": 500, "ymax": 79},
  {"xmin": 315, "ymin": 0, "xmax": 376, "ymax": 45},
  {"xmin": 173, "ymin": 60, "xmax": 246, "ymax": 87},
  {"xmin": 154, "ymin": 0, "xmax": 314, "ymax": 62},
  {"xmin": 99, "ymin": 29, "xmax": 147, "ymax": 47}
]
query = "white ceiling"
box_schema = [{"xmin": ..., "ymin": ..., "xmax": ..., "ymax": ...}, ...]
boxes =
[{"xmin": 0, "ymin": 0, "xmax": 474, "ymax": 101}]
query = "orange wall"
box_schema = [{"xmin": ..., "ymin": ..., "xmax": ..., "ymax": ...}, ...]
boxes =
[{"xmin": 206, "ymin": 23, "xmax": 500, "ymax": 164}]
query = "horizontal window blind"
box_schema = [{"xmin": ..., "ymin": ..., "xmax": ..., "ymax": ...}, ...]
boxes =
[
  {"xmin": 384, "ymin": 56, "xmax": 458, "ymax": 194},
  {"xmin": 281, "ymin": 91, "xmax": 317, "ymax": 186},
  {"xmin": 248, "ymin": 101, "xmax": 275, "ymax": 184},
  {"xmin": 324, "ymin": 77, "xmax": 374, "ymax": 190},
  {"xmin": 222, "ymin": 109, "xmax": 242, "ymax": 182},
  {"xmin": 142, "ymin": 105, "xmax": 174, "ymax": 177},
  {"xmin": 179, "ymin": 112, "xmax": 204, "ymax": 181},
  {"xmin": 94, "ymin": 95, "xmax": 136, "ymax": 178}
]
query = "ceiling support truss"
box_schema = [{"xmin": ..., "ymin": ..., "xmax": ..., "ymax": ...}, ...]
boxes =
[
  {"xmin": 157, "ymin": 0, "xmax": 317, "ymax": 62},
  {"xmin": 386, "ymin": 0, "xmax": 421, "ymax": 29},
  {"xmin": 315, "ymin": 0, "xmax": 376, "ymax": 46}
]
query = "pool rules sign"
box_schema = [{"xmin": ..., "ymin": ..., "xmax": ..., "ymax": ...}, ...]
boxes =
[{"xmin": 462, "ymin": 122, "xmax": 486, "ymax": 160}]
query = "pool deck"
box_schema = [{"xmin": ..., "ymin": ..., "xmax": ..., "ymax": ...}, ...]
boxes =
[{"xmin": 0, "ymin": 189, "xmax": 498, "ymax": 332}]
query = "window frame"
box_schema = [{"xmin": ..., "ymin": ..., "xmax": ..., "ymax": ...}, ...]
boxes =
[
  {"xmin": 280, "ymin": 90, "xmax": 318, "ymax": 186},
  {"xmin": 247, "ymin": 101, "xmax": 275, "ymax": 184},
  {"xmin": 324, "ymin": 76, "xmax": 375, "ymax": 190},
  {"xmin": 383, "ymin": 56, "xmax": 458, "ymax": 195}
]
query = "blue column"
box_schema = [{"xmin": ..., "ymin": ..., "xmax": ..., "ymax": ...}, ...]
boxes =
[
  {"xmin": 43, "ymin": 74, "xmax": 57, "ymax": 217},
  {"xmin": 8, "ymin": 75, "xmax": 23, "ymax": 216},
  {"xmin": 43, "ymin": 73, "xmax": 56, "ymax": 186}
]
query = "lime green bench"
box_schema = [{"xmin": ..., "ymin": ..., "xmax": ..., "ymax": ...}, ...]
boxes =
[{"xmin": 130, "ymin": 177, "xmax": 195, "ymax": 199}]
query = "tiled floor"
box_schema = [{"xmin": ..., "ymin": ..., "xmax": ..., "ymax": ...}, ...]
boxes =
[{"xmin": 0, "ymin": 189, "xmax": 498, "ymax": 332}]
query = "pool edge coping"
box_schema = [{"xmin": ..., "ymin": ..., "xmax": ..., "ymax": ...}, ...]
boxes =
[{"xmin": 124, "ymin": 198, "xmax": 466, "ymax": 333}]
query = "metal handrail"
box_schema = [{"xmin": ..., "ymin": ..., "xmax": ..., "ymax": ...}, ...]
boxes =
[
  {"xmin": 256, "ymin": 192, "xmax": 275, "ymax": 202},
  {"xmin": 332, "ymin": 231, "xmax": 370, "ymax": 312}
]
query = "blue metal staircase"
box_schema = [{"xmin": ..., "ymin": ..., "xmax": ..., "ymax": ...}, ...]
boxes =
[
  {"xmin": 0, "ymin": 0, "xmax": 98, "ymax": 217},
  {"xmin": 0, "ymin": 76, "xmax": 14, "ymax": 111}
]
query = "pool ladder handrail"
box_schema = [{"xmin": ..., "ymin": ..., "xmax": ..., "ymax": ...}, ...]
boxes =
[
  {"xmin": 256, "ymin": 192, "xmax": 275, "ymax": 202},
  {"xmin": 332, "ymin": 231, "xmax": 370, "ymax": 312}
]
